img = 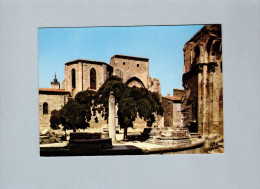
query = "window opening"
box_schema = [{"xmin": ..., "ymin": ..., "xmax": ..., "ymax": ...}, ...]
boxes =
[
  {"xmin": 72, "ymin": 69, "xmax": 76, "ymax": 88},
  {"xmin": 43, "ymin": 102, "xmax": 48, "ymax": 114},
  {"xmin": 90, "ymin": 68, "xmax": 96, "ymax": 89}
]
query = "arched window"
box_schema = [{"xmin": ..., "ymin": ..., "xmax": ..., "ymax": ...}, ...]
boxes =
[
  {"xmin": 193, "ymin": 46, "xmax": 200, "ymax": 64},
  {"xmin": 43, "ymin": 102, "xmax": 48, "ymax": 114},
  {"xmin": 90, "ymin": 68, "xmax": 96, "ymax": 89},
  {"xmin": 211, "ymin": 41, "xmax": 221, "ymax": 56},
  {"xmin": 71, "ymin": 69, "xmax": 76, "ymax": 88}
]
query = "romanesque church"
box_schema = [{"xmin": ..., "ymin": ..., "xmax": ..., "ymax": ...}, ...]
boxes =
[{"xmin": 39, "ymin": 55, "xmax": 161, "ymax": 132}]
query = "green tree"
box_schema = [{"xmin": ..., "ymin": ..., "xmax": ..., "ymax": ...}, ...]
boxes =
[
  {"xmin": 50, "ymin": 90, "xmax": 98, "ymax": 132},
  {"xmin": 59, "ymin": 99, "xmax": 90, "ymax": 132},
  {"xmin": 117, "ymin": 97, "xmax": 138, "ymax": 139},
  {"xmin": 50, "ymin": 77, "xmax": 163, "ymax": 140},
  {"xmin": 97, "ymin": 76, "xmax": 130, "ymax": 120},
  {"xmin": 50, "ymin": 109, "xmax": 61, "ymax": 130},
  {"xmin": 97, "ymin": 77, "xmax": 163, "ymax": 140},
  {"xmin": 75, "ymin": 90, "xmax": 99, "ymax": 118}
]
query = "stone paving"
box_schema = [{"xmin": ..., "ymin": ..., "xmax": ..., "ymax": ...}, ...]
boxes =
[{"xmin": 40, "ymin": 133, "xmax": 206, "ymax": 155}]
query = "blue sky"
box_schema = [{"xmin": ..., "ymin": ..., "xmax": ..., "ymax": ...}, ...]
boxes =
[{"xmin": 38, "ymin": 25, "xmax": 204, "ymax": 96}]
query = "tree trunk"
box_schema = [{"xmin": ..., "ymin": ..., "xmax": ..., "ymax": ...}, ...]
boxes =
[
  {"xmin": 123, "ymin": 124, "xmax": 128, "ymax": 140},
  {"xmin": 65, "ymin": 130, "xmax": 67, "ymax": 141},
  {"xmin": 73, "ymin": 126, "xmax": 76, "ymax": 132}
]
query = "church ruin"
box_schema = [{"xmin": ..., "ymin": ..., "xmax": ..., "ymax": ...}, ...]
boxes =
[{"xmin": 181, "ymin": 24, "xmax": 223, "ymax": 139}]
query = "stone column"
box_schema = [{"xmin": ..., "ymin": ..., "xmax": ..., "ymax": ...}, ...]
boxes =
[
  {"xmin": 218, "ymin": 61, "xmax": 223, "ymax": 135},
  {"xmin": 115, "ymin": 104, "xmax": 119, "ymax": 126},
  {"xmin": 197, "ymin": 64, "xmax": 203, "ymax": 135},
  {"xmin": 208, "ymin": 62, "xmax": 214, "ymax": 135},
  {"xmin": 212, "ymin": 61, "xmax": 220, "ymax": 135},
  {"xmin": 208, "ymin": 61, "xmax": 219, "ymax": 135},
  {"xmin": 109, "ymin": 92, "xmax": 116, "ymax": 141},
  {"xmin": 202, "ymin": 55, "xmax": 209, "ymax": 136},
  {"xmin": 115, "ymin": 104, "xmax": 119, "ymax": 131}
]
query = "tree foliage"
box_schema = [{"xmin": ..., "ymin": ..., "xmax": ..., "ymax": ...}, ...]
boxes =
[
  {"xmin": 50, "ymin": 110, "xmax": 61, "ymax": 130},
  {"xmin": 50, "ymin": 90, "xmax": 98, "ymax": 132},
  {"xmin": 97, "ymin": 76, "xmax": 163, "ymax": 139},
  {"xmin": 97, "ymin": 76, "xmax": 130, "ymax": 120},
  {"xmin": 59, "ymin": 99, "xmax": 90, "ymax": 132},
  {"xmin": 50, "ymin": 76, "xmax": 163, "ymax": 139}
]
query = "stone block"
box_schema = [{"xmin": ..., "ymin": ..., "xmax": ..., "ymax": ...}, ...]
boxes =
[{"xmin": 70, "ymin": 132, "xmax": 101, "ymax": 140}]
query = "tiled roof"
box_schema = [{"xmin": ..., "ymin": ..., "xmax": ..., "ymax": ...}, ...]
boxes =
[
  {"xmin": 39, "ymin": 88, "xmax": 70, "ymax": 93},
  {"xmin": 162, "ymin": 96, "xmax": 182, "ymax": 101}
]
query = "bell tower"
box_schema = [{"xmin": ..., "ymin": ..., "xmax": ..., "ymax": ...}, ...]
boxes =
[{"xmin": 50, "ymin": 73, "xmax": 60, "ymax": 89}]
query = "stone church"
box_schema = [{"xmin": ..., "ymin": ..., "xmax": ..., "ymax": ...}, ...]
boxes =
[{"xmin": 39, "ymin": 55, "xmax": 161, "ymax": 132}]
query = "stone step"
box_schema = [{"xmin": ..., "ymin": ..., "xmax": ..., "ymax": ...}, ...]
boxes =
[
  {"xmin": 190, "ymin": 133, "xmax": 202, "ymax": 138},
  {"xmin": 159, "ymin": 137, "xmax": 190, "ymax": 140}
]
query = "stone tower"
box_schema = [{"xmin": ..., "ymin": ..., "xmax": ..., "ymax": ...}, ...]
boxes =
[{"xmin": 51, "ymin": 73, "xmax": 60, "ymax": 89}]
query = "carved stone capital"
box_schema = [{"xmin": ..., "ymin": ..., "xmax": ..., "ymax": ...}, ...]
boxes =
[
  {"xmin": 208, "ymin": 62, "xmax": 218, "ymax": 73},
  {"xmin": 196, "ymin": 63, "xmax": 204, "ymax": 73}
]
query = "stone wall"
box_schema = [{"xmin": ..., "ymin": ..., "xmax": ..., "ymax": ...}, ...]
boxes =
[
  {"xmin": 162, "ymin": 97, "xmax": 183, "ymax": 128},
  {"xmin": 162, "ymin": 98, "xmax": 173, "ymax": 127},
  {"xmin": 39, "ymin": 92, "xmax": 69, "ymax": 132},
  {"xmin": 149, "ymin": 78, "xmax": 161, "ymax": 94},
  {"xmin": 172, "ymin": 102, "xmax": 183, "ymax": 128},
  {"xmin": 110, "ymin": 55, "xmax": 149, "ymax": 88},
  {"xmin": 182, "ymin": 73, "xmax": 198, "ymax": 127},
  {"xmin": 173, "ymin": 89, "xmax": 185, "ymax": 97},
  {"xmin": 51, "ymin": 83, "xmax": 60, "ymax": 89},
  {"xmin": 88, "ymin": 112, "xmax": 108, "ymax": 129},
  {"xmin": 64, "ymin": 60, "xmax": 112, "ymax": 97}
]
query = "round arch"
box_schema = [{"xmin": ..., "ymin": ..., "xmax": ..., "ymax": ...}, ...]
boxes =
[
  {"xmin": 125, "ymin": 77, "xmax": 145, "ymax": 88},
  {"xmin": 211, "ymin": 40, "xmax": 221, "ymax": 56},
  {"xmin": 43, "ymin": 102, "xmax": 48, "ymax": 114}
]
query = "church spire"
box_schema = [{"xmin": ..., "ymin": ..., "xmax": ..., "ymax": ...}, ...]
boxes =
[
  {"xmin": 52, "ymin": 72, "xmax": 58, "ymax": 84},
  {"xmin": 51, "ymin": 72, "xmax": 60, "ymax": 89}
]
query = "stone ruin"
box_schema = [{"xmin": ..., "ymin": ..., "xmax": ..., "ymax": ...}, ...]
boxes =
[
  {"xmin": 40, "ymin": 130, "xmax": 63, "ymax": 144},
  {"xmin": 146, "ymin": 127, "xmax": 191, "ymax": 145}
]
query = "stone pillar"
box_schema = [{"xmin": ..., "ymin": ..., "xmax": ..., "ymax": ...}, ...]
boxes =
[
  {"xmin": 109, "ymin": 92, "xmax": 116, "ymax": 141},
  {"xmin": 197, "ymin": 64, "xmax": 203, "ymax": 135},
  {"xmin": 202, "ymin": 63, "xmax": 208, "ymax": 136},
  {"xmin": 115, "ymin": 104, "xmax": 119, "ymax": 127},
  {"xmin": 208, "ymin": 62, "xmax": 214, "ymax": 135},
  {"xmin": 115, "ymin": 104, "xmax": 119, "ymax": 130},
  {"xmin": 218, "ymin": 61, "xmax": 223, "ymax": 135},
  {"xmin": 212, "ymin": 61, "xmax": 220, "ymax": 135},
  {"xmin": 208, "ymin": 61, "xmax": 219, "ymax": 135}
]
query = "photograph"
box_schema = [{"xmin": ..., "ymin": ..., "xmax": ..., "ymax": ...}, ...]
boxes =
[
  {"xmin": 1, "ymin": 0, "xmax": 259, "ymax": 188},
  {"xmin": 39, "ymin": 24, "xmax": 223, "ymax": 156}
]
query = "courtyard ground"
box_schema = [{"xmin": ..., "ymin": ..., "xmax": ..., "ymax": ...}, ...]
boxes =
[{"xmin": 40, "ymin": 132, "xmax": 217, "ymax": 155}]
